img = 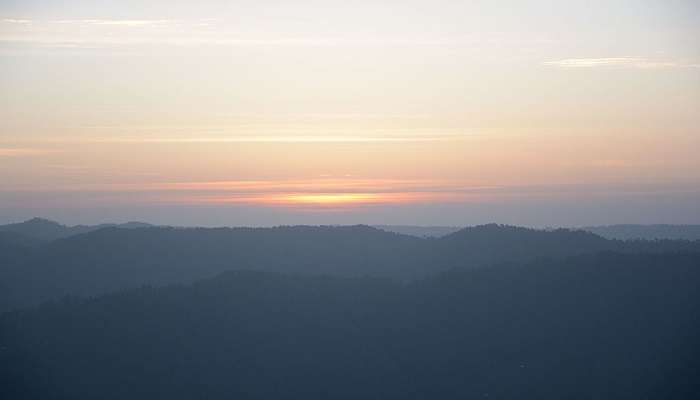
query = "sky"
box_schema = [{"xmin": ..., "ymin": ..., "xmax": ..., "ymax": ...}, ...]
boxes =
[{"xmin": 1, "ymin": 0, "xmax": 699, "ymax": 227}]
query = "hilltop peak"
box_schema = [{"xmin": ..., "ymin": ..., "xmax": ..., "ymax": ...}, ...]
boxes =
[
  {"xmin": 0, "ymin": 218, "xmax": 153, "ymax": 241},
  {"xmin": 24, "ymin": 217, "xmax": 64, "ymax": 226}
]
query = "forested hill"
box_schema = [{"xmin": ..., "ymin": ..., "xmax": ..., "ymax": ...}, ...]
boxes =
[
  {"xmin": 0, "ymin": 218, "xmax": 153, "ymax": 242},
  {"xmin": 2, "ymin": 252, "xmax": 699, "ymax": 399},
  {"xmin": 2, "ymin": 224, "xmax": 700, "ymax": 311},
  {"xmin": 583, "ymin": 224, "xmax": 700, "ymax": 241}
]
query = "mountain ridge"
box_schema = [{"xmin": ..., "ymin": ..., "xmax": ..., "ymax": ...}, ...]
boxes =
[
  {"xmin": 0, "ymin": 217, "xmax": 154, "ymax": 242},
  {"xmin": 2, "ymin": 222, "xmax": 700, "ymax": 312},
  {"xmin": 5, "ymin": 218, "xmax": 700, "ymax": 241}
]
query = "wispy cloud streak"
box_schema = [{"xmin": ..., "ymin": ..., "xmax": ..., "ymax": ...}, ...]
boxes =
[
  {"xmin": 53, "ymin": 19, "xmax": 173, "ymax": 26},
  {"xmin": 0, "ymin": 148, "xmax": 52, "ymax": 157},
  {"xmin": 0, "ymin": 178, "xmax": 492, "ymax": 208},
  {"xmin": 3, "ymin": 179, "xmax": 699, "ymax": 210},
  {"xmin": 544, "ymin": 57, "xmax": 700, "ymax": 69},
  {"xmin": 1, "ymin": 19, "xmax": 31, "ymax": 24},
  {"xmin": 0, "ymin": 19, "xmax": 554, "ymax": 49},
  {"xmin": 87, "ymin": 135, "xmax": 464, "ymax": 143},
  {"xmin": 6, "ymin": 133, "xmax": 474, "ymax": 144}
]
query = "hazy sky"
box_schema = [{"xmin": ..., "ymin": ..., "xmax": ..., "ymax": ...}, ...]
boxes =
[{"xmin": 1, "ymin": 0, "xmax": 699, "ymax": 226}]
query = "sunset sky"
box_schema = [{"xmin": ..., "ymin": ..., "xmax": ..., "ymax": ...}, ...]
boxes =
[{"xmin": 1, "ymin": 0, "xmax": 699, "ymax": 226}]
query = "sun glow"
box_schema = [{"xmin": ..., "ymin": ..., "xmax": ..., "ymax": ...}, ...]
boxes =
[
  {"xmin": 216, "ymin": 191, "xmax": 461, "ymax": 208},
  {"xmin": 0, "ymin": 177, "xmax": 488, "ymax": 209},
  {"xmin": 277, "ymin": 193, "xmax": 382, "ymax": 206}
]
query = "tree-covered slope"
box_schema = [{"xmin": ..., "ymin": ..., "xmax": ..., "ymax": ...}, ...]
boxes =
[{"xmin": 2, "ymin": 252, "xmax": 699, "ymax": 399}]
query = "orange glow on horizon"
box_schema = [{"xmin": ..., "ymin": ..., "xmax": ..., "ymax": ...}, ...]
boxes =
[
  {"xmin": 5, "ymin": 177, "xmax": 499, "ymax": 209},
  {"xmin": 180, "ymin": 190, "xmax": 468, "ymax": 208},
  {"xmin": 277, "ymin": 193, "xmax": 382, "ymax": 206}
]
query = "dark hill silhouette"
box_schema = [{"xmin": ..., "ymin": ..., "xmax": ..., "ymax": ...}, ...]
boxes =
[
  {"xmin": 583, "ymin": 224, "xmax": 700, "ymax": 241},
  {"xmin": 2, "ymin": 252, "xmax": 698, "ymax": 399},
  {"xmin": 2, "ymin": 224, "xmax": 700, "ymax": 311},
  {"xmin": 436, "ymin": 224, "xmax": 612, "ymax": 264},
  {"xmin": 0, "ymin": 217, "xmax": 154, "ymax": 242},
  {"xmin": 374, "ymin": 224, "xmax": 461, "ymax": 237},
  {"xmin": 1, "ymin": 225, "xmax": 422, "ymax": 310},
  {"xmin": 375, "ymin": 224, "xmax": 700, "ymax": 240},
  {"xmin": 0, "ymin": 218, "xmax": 76, "ymax": 241}
]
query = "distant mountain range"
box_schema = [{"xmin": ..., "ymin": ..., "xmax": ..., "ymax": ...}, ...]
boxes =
[
  {"xmin": 581, "ymin": 224, "xmax": 700, "ymax": 241},
  {"xmin": 374, "ymin": 225, "xmax": 462, "ymax": 238},
  {"xmin": 2, "ymin": 218, "xmax": 700, "ymax": 398},
  {"xmin": 2, "ymin": 219, "xmax": 699, "ymax": 312},
  {"xmin": 3, "ymin": 218, "xmax": 700, "ymax": 242},
  {"xmin": 376, "ymin": 224, "xmax": 700, "ymax": 240},
  {"xmin": 0, "ymin": 217, "xmax": 153, "ymax": 242}
]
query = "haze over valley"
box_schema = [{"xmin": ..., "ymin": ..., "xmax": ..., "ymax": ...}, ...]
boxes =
[{"xmin": 2, "ymin": 1, "xmax": 699, "ymax": 398}]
